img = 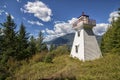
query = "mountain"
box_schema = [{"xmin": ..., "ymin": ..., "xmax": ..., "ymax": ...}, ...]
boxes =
[
  {"xmin": 46, "ymin": 33, "xmax": 102, "ymax": 47},
  {"xmin": 46, "ymin": 33, "xmax": 74, "ymax": 47}
]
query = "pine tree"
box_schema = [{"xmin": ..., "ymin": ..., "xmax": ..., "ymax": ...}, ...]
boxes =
[
  {"xmin": 0, "ymin": 14, "xmax": 17, "ymax": 63},
  {"xmin": 36, "ymin": 31, "xmax": 47, "ymax": 52},
  {"xmin": 101, "ymin": 9, "xmax": 120, "ymax": 54},
  {"xmin": 16, "ymin": 23, "xmax": 29, "ymax": 60},
  {"xmin": 0, "ymin": 28, "xmax": 2, "ymax": 34},
  {"xmin": 50, "ymin": 44, "xmax": 55, "ymax": 52},
  {"xmin": 0, "ymin": 28, "xmax": 2, "ymax": 50},
  {"xmin": 0, "ymin": 28, "xmax": 3, "ymax": 60},
  {"xmin": 36, "ymin": 31, "xmax": 43, "ymax": 52},
  {"xmin": 28, "ymin": 36, "xmax": 36, "ymax": 56}
]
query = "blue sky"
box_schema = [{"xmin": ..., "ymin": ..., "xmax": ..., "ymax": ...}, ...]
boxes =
[{"xmin": 0, "ymin": 0, "xmax": 120, "ymax": 41}]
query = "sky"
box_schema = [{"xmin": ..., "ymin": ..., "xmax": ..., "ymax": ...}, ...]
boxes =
[{"xmin": 0, "ymin": 0, "xmax": 120, "ymax": 41}]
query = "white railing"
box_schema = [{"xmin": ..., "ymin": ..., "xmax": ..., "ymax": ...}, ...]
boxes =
[{"xmin": 73, "ymin": 19, "xmax": 96, "ymax": 28}]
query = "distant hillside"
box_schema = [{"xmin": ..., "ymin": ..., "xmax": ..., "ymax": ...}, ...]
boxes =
[
  {"xmin": 46, "ymin": 33, "xmax": 74, "ymax": 47},
  {"xmin": 46, "ymin": 33, "xmax": 102, "ymax": 47}
]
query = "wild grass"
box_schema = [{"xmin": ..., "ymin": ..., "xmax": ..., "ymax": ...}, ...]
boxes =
[{"xmin": 13, "ymin": 53, "xmax": 120, "ymax": 80}]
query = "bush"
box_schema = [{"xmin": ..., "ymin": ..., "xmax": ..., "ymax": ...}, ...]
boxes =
[
  {"xmin": 0, "ymin": 64, "xmax": 9, "ymax": 80},
  {"xmin": 111, "ymin": 48, "xmax": 120, "ymax": 55},
  {"xmin": 44, "ymin": 53, "xmax": 53, "ymax": 63},
  {"xmin": 44, "ymin": 45, "xmax": 69, "ymax": 63},
  {"xmin": 30, "ymin": 52, "xmax": 47, "ymax": 63},
  {"xmin": 50, "ymin": 45, "xmax": 69, "ymax": 56}
]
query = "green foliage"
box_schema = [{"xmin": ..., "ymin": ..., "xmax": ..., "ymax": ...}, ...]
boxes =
[
  {"xmin": 51, "ymin": 45, "xmax": 69, "ymax": 56},
  {"xmin": 36, "ymin": 31, "xmax": 48, "ymax": 52},
  {"xmin": 49, "ymin": 44, "xmax": 56, "ymax": 52},
  {"xmin": 0, "ymin": 14, "xmax": 49, "ymax": 79},
  {"xmin": 16, "ymin": 23, "xmax": 29, "ymax": 60},
  {"xmin": 0, "ymin": 63, "xmax": 10, "ymax": 80},
  {"xmin": 44, "ymin": 53, "xmax": 53, "ymax": 63},
  {"xmin": 30, "ymin": 52, "xmax": 47, "ymax": 63},
  {"xmin": 28, "ymin": 36, "xmax": 37, "ymax": 56},
  {"xmin": 14, "ymin": 53, "xmax": 120, "ymax": 80},
  {"xmin": 0, "ymin": 14, "xmax": 17, "ymax": 63},
  {"xmin": 44, "ymin": 45, "xmax": 69, "ymax": 63},
  {"xmin": 101, "ymin": 9, "xmax": 120, "ymax": 54},
  {"xmin": 0, "ymin": 28, "xmax": 3, "ymax": 58}
]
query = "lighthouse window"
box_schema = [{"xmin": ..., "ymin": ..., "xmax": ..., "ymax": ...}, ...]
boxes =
[
  {"xmin": 75, "ymin": 45, "xmax": 78, "ymax": 53},
  {"xmin": 78, "ymin": 31, "xmax": 80, "ymax": 37}
]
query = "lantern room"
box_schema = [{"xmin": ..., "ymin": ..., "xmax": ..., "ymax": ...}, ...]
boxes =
[{"xmin": 73, "ymin": 12, "xmax": 96, "ymax": 30}]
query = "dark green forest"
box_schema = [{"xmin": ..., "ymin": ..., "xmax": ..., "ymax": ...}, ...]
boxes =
[{"xmin": 0, "ymin": 14, "xmax": 48, "ymax": 79}]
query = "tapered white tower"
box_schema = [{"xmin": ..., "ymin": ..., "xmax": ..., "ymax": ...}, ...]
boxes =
[{"xmin": 70, "ymin": 12, "xmax": 102, "ymax": 61}]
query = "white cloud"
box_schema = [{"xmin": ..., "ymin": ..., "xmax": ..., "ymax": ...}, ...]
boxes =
[
  {"xmin": 54, "ymin": 21, "xmax": 64, "ymax": 24},
  {"xmin": 3, "ymin": 5, "xmax": 7, "ymax": 8},
  {"xmin": 17, "ymin": 0, "xmax": 20, "ymax": 2},
  {"xmin": 44, "ymin": 17, "xmax": 110, "ymax": 41},
  {"xmin": 93, "ymin": 23, "xmax": 109, "ymax": 36},
  {"xmin": 44, "ymin": 18, "xmax": 77, "ymax": 41},
  {"xmin": 44, "ymin": 11, "xmax": 120, "ymax": 41},
  {"xmin": 68, "ymin": 18, "xmax": 78, "ymax": 24},
  {"xmin": 108, "ymin": 11, "xmax": 120, "ymax": 23},
  {"xmin": 20, "ymin": 8, "xmax": 23, "ymax": 12},
  {"xmin": 46, "ymin": 28, "xmax": 55, "ymax": 35},
  {"xmin": 93, "ymin": 11, "xmax": 120, "ymax": 36},
  {"xmin": 0, "ymin": 10, "xmax": 4, "ymax": 15},
  {"xmin": 22, "ymin": 17, "xmax": 26, "ymax": 20},
  {"xmin": 22, "ymin": 1, "xmax": 52, "ymax": 22},
  {"xmin": 41, "ymin": 30, "xmax": 45, "ymax": 33},
  {"xmin": 29, "ymin": 33, "xmax": 34, "ymax": 36},
  {"xmin": 28, "ymin": 20, "xmax": 43, "ymax": 26},
  {"xmin": 0, "ymin": 11, "xmax": 14, "ymax": 20}
]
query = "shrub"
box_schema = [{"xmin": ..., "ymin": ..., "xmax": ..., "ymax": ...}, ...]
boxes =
[
  {"xmin": 44, "ymin": 45, "xmax": 69, "ymax": 63},
  {"xmin": 44, "ymin": 53, "xmax": 53, "ymax": 63},
  {"xmin": 30, "ymin": 52, "xmax": 47, "ymax": 63},
  {"xmin": 50, "ymin": 45, "xmax": 69, "ymax": 56},
  {"xmin": 0, "ymin": 64, "xmax": 9, "ymax": 80}
]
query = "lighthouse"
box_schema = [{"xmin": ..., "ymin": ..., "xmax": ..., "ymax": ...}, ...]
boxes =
[{"xmin": 70, "ymin": 12, "xmax": 102, "ymax": 61}]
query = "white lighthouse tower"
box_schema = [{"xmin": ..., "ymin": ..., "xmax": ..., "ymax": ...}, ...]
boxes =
[{"xmin": 70, "ymin": 12, "xmax": 102, "ymax": 61}]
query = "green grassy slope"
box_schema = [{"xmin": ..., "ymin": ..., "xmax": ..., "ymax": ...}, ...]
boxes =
[{"xmin": 14, "ymin": 53, "xmax": 120, "ymax": 80}]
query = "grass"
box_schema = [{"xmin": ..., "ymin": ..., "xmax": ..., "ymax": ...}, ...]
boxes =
[{"xmin": 12, "ymin": 53, "xmax": 120, "ymax": 80}]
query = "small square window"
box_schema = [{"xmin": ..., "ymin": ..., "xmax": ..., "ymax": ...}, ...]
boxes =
[
  {"xmin": 78, "ymin": 31, "xmax": 80, "ymax": 37},
  {"xmin": 75, "ymin": 45, "xmax": 78, "ymax": 53}
]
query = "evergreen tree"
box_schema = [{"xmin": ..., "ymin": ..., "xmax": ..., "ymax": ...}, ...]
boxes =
[
  {"xmin": 0, "ymin": 14, "xmax": 17, "ymax": 63},
  {"xmin": 36, "ymin": 31, "xmax": 47, "ymax": 52},
  {"xmin": 36, "ymin": 31, "xmax": 43, "ymax": 52},
  {"xmin": 0, "ymin": 28, "xmax": 2, "ymax": 34},
  {"xmin": 28, "ymin": 36, "xmax": 36, "ymax": 56},
  {"xmin": 0, "ymin": 28, "xmax": 4, "ymax": 56},
  {"xmin": 0, "ymin": 28, "xmax": 3, "ymax": 60},
  {"xmin": 16, "ymin": 23, "xmax": 29, "ymax": 60},
  {"xmin": 101, "ymin": 9, "xmax": 120, "ymax": 54},
  {"xmin": 50, "ymin": 44, "xmax": 55, "ymax": 52},
  {"xmin": 0, "ymin": 28, "xmax": 2, "ymax": 50}
]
